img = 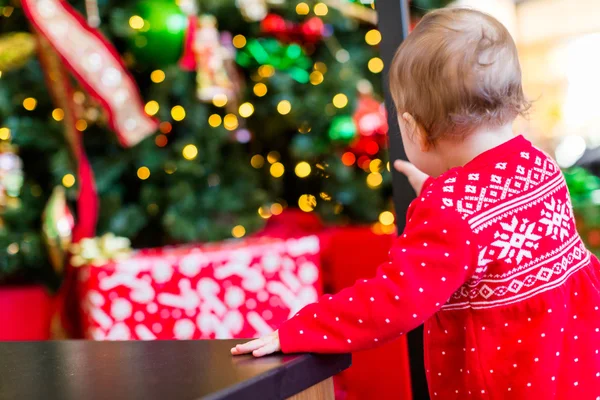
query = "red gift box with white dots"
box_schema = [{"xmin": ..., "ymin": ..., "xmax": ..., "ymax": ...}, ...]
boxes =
[{"xmin": 78, "ymin": 236, "xmax": 322, "ymax": 340}]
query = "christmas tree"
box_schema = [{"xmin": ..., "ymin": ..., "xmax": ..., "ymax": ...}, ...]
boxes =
[{"xmin": 0, "ymin": 0, "xmax": 449, "ymax": 284}]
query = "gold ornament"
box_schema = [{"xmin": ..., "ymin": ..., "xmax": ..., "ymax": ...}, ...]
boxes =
[
  {"xmin": 0, "ymin": 33, "xmax": 37, "ymax": 72},
  {"xmin": 70, "ymin": 233, "xmax": 132, "ymax": 267}
]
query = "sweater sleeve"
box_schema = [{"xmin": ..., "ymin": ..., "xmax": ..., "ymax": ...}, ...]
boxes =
[{"xmin": 278, "ymin": 196, "xmax": 477, "ymax": 354}]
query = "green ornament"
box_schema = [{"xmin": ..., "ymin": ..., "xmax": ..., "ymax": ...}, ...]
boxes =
[
  {"xmin": 127, "ymin": 0, "xmax": 188, "ymax": 67},
  {"xmin": 328, "ymin": 115, "xmax": 357, "ymax": 143}
]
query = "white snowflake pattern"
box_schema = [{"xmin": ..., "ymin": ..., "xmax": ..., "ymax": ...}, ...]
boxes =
[
  {"xmin": 491, "ymin": 217, "xmax": 542, "ymax": 264},
  {"xmin": 540, "ymin": 197, "xmax": 570, "ymax": 241}
]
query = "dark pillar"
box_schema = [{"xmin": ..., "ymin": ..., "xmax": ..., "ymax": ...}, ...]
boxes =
[{"xmin": 376, "ymin": 2, "xmax": 429, "ymax": 399}]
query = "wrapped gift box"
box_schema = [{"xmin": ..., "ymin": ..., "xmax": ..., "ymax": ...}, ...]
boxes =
[{"xmin": 78, "ymin": 236, "xmax": 321, "ymax": 340}]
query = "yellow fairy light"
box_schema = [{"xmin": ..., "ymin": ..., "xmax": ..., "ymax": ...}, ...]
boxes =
[
  {"xmin": 386, "ymin": 161, "xmax": 391, "ymax": 172},
  {"xmin": 258, "ymin": 65, "xmax": 275, "ymax": 78},
  {"xmin": 310, "ymin": 71, "xmax": 324, "ymax": 85},
  {"xmin": 320, "ymin": 192, "xmax": 332, "ymax": 201},
  {"xmin": 277, "ymin": 100, "xmax": 292, "ymax": 115},
  {"xmin": 333, "ymin": 93, "xmax": 348, "ymax": 109},
  {"xmin": 369, "ymin": 159, "xmax": 382, "ymax": 173},
  {"xmin": 251, "ymin": 154, "xmax": 265, "ymax": 169},
  {"xmin": 232, "ymin": 34, "xmax": 246, "ymax": 49},
  {"xmin": 144, "ymin": 100, "xmax": 159, "ymax": 116},
  {"xmin": 270, "ymin": 162, "xmax": 285, "ymax": 178},
  {"xmin": 62, "ymin": 174, "xmax": 75, "ymax": 188},
  {"xmin": 171, "ymin": 105, "xmax": 186, "ymax": 121},
  {"xmin": 7, "ymin": 243, "xmax": 19, "ymax": 255},
  {"xmin": 271, "ymin": 203, "xmax": 283, "ymax": 215},
  {"xmin": 258, "ymin": 206, "xmax": 272, "ymax": 219},
  {"xmin": 239, "ymin": 102, "xmax": 255, "ymax": 118},
  {"xmin": 137, "ymin": 166, "xmax": 151, "ymax": 180},
  {"xmin": 73, "ymin": 91, "xmax": 85, "ymax": 105},
  {"xmin": 223, "ymin": 114, "xmax": 239, "ymax": 131},
  {"xmin": 365, "ymin": 29, "xmax": 382, "ymax": 46},
  {"xmin": 75, "ymin": 119, "xmax": 88, "ymax": 131},
  {"xmin": 379, "ymin": 211, "xmax": 395, "ymax": 226},
  {"xmin": 314, "ymin": 3, "xmax": 328, "ymax": 16},
  {"xmin": 232, "ymin": 225, "xmax": 246, "ymax": 238},
  {"xmin": 267, "ymin": 151, "xmax": 280, "ymax": 164},
  {"xmin": 295, "ymin": 162, "xmax": 311, "ymax": 178},
  {"xmin": 150, "ymin": 69, "xmax": 165, "ymax": 83},
  {"xmin": 52, "ymin": 108, "xmax": 64, "ymax": 121},
  {"xmin": 182, "ymin": 144, "xmax": 198, "ymax": 160},
  {"xmin": 208, "ymin": 114, "xmax": 222, "ymax": 127},
  {"xmin": 298, "ymin": 194, "xmax": 317, "ymax": 212},
  {"xmin": 212, "ymin": 93, "xmax": 228, "ymax": 107},
  {"xmin": 314, "ymin": 62, "xmax": 327, "ymax": 73},
  {"xmin": 368, "ymin": 57, "xmax": 384, "ymax": 73},
  {"xmin": 129, "ymin": 15, "xmax": 144, "ymax": 30},
  {"xmin": 366, "ymin": 172, "xmax": 383, "ymax": 188},
  {"xmin": 381, "ymin": 223, "xmax": 396, "ymax": 235},
  {"xmin": 253, "ymin": 82, "xmax": 268, "ymax": 97},
  {"xmin": 296, "ymin": 2, "xmax": 310, "ymax": 15},
  {"xmin": 0, "ymin": 127, "xmax": 11, "ymax": 140},
  {"xmin": 23, "ymin": 97, "xmax": 37, "ymax": 111}
]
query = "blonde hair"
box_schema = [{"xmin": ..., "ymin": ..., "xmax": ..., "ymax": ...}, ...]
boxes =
[{"xmin": 389, "ymin": 8, "xmax": 530, "ymax": 143}]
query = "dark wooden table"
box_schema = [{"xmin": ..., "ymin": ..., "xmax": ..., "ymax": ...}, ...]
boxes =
[{"xmin": 0, "ymin": 340, "xmax": 351, "ymax": 400}]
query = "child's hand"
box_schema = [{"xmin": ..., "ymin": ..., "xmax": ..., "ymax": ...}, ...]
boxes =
[
  {"xmin": 230, "ymin": 331, "xmax": 281, "ymax": 357},
  {"xmin": 394, "ymin": 160, "xmax": 429, "ymax": 196}
]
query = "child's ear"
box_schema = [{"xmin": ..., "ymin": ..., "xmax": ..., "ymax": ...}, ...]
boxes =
[{"xmin": 402, "ymin": 113, "xmax": 430, "ymax": 152}]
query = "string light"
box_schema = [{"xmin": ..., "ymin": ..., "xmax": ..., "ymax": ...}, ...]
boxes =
[
  {"xmin": 314, "ymin": 3, "xmax": 328, "ymax": 16},
  {"xmin": 212, "ymin": 93, "xmax": 228, "ymax": 107},
  {"xmin": 366, "ymin": 141, "xmax": 379, "ymax": 155},
  {"xmin": 314, "ymin": 62, "xmax": 327, "ymax": 73},
  {"xmin": 239, "ymin": 102, "xmax": 254, "ymax": 118},
  {"xmin": 365, "ymin": 29, "xmax": 382, "ymax": 46},
  {"xmin": 267, "ymin": 151, "xmax": 280, "ymax": 164},
  {"xmin": 150, "ymin": 69, "xmax": 165, "ymax": 83},
  {"xmin": 366, "ymin": 172, "xmax": 383, "ymax": 188},
  {"xmin": 251, "ymin": 155, "xmax": 265, "ymax": 168},
  {"xmin": 155, "ymin": 134, "xmax": 168, "ymax": 147},
  {"xmin": 208, "ymin": 114, "xmax": 222, "ymax": 127},
  {"xmin": 223, "ymin": 114, "xmax": 239, "ymax": 130},
  {"xmin": 258, "ymin": 65, "xmax": 275, "ymax": 78},
  {"xmin": 232, "ymin": 225, "xmax": 246, "ymax": 238},
  {"xmin": 309, "ymin": 71, "xmax": 324, "ymax": 85},
  {"xmin": 298, "ymin": 194, "xmax": 317, "ymax": 212},
  {"xmin": 0, "ymin": 127, "xmax": 11, "ymax": 141},
  {"xmin": 232, "ymin": 34, "xmax": 246, "ymax": 48},
  {"xmin": 277, "ymin": 100, "xmax": 292, "ymax": 115},
  {"xmin": 159, "ymin": 121, "xmax": 172, "ymax": 133},
  {"xmin": 182, "ymin": 144, "xmax": 198, "ymax": 160},
  {"xmin": 368, "ymin": 57, "xmax": 384, "ymax": 73},
  {"xmin": 23, "ymin": 97, "xmax": 37, "ymax": 111},
  {"xmin": 253, "ymin": 83, "xmax": 268, "ymax": 97},
  {"xmin": 75, "ymin": 119, "xmax": 88, "ymax": 131},
  {"xmin": 52, "ymin": 108, "xmax": 64, "ymax": 121},
  {"xmin": 386, "ymin": 162, "xmax": 391, "ymax": 172},
  {"xmin": 129, "ymin": 15, "xmax": 144, "ymax": 30},
  {"xmin": 336, "ymin": 49, "xmax": 350, "ymax": 63},
  {"xmin": 369, "ymin": 159, "xmax": 382, "ymax": 173},
  {"xmin": 341, "ymin": 152, "xmax": 356, "ymax": 166},
  {"xmin": 62, "ymin": 173, "xmax": 75, "ymax": 188},
  {"xmin": 271, "ymin": 203, "xmax": 283, "ymax": 215},
  {"xmin": 137, "ymin": 166, "xmax": 151, "ymax": 180},
  {"xmin": 295, "ymin": 162, "xmax": 311, "ymax": 178},
  {"xmin": 145, "ymin": 100, "xmax": 159, "ymax": 116},
  {"xmin": 333, "ymin": 93, "xmax": 348, "ymax": 108},
  {"xmin": 270, "ymin": 162, "xmax": 285, "ymax": 178},
  {"xmin": 320, "ymin": 192, "xmax": 332, "ymax": 201},
  {"xmin": 7, "ymin": 243, "xmax": 19, "ymax": 255},
  {"xmin": 379, "ymin": 211, "xmax": 395, "ymax": 226},
  {"xmin": 171, "ymin": 105, "xmax": 186, "ymax": 121},
  {"xmin": 73, "ymin": 91, "xmax": 85, "ymax": 105},
  {"xmin": 296, "ymin": 2, "xmax": 310, "ymax": 15},
  {"xmin": 298, "ymin": 122, "xmax": 311, "ymax": 134},
  {"xmin": 258, "ymin": 206, "xmax": 272, "ymax": 219}
]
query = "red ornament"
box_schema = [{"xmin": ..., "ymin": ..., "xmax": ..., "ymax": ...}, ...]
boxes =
[
  {"xmin": 260, "ymin": 13, "xmax": 324, "ymax": 44},
  {"xmin": 353, "ymin": 94, "xmax": 388, "ymax": 137}
]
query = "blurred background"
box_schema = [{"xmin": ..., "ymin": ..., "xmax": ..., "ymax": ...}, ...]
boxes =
[{"xmin": 1, "ymin": 0, "xmax": 599, "ymax": 398}]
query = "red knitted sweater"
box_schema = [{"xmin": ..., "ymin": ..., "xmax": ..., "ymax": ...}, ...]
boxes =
[{"xmin": 279, "ymin": 135, "xmax": 600, "ymax": 399}]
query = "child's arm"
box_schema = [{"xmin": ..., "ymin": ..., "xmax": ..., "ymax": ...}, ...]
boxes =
[{"xmin": 275, "ymin": 198, "xmax": 477, "ymax": 354}]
